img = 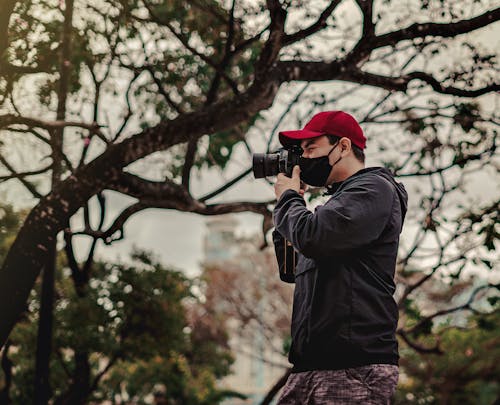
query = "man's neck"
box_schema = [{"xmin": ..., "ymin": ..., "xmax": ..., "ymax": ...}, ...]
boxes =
[{"xmin": 327, "ymin": 163, "xmax": 365, "ymax": 185}]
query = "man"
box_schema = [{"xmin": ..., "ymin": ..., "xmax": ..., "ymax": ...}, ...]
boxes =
[{"xmin": 272, "ymin": 111, "xmax": 408, "ymax": 404}]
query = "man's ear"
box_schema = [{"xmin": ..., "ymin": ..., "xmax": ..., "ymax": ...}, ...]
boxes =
[{"xmin": 339, "ymin": 137, "xmax": 352, "ymax": 154}]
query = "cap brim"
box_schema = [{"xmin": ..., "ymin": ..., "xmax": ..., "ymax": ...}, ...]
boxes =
[{"xmin": 279, "ymin": 129, "xmax": 325, "ymax": 147}]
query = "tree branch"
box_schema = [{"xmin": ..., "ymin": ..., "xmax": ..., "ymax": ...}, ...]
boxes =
[
  {"xmin": 344, "ymin": 7, "xmax": 500, "ymax": 66},
  {"xmin": 233, "ymin": 26, "xmax": 268, "ymax": 54},
  {"xmin": 111, "ymin": 71, "xmax": 141, "ymax": 143},
  {"xmin": 3, "ymin": 126, "xmax": 51, "ymax": 145},
  {"xmin": 89, "ymin": 353, "xmax": 120, "ymax": 394},
  {"xmin": 74, "ymin": 170, "xmax": 275, "ymax": 245},
  {"xmin": 71, "ymin": 197, "xmax": 273, "ymax": 247},
  {"xmin": 0, "ymin": 163, "xmax": 52, "ymax": 181},
  {"xmin": 375, "ymin": 7, "xmax": 500, "ymax": 49},
  {"xmin": 108, "ymin": 172, "xmax": 273, "ymax": 218},
  {"xmin": 404, "ymin": 284, "xmax": 498, "ymax": 336},
  {"xmin": 396, "ymin": 145, "xmax": 496, "ymax": 177},
  {"xmin": 63, "ymin": 224, "xmax": 87, "ymax": 295},
  {"xmin": 145, "ymin": 66, "xmax": 183, "ymax": 114},
  {"xmin": 107, "ymin": 172, "xmax": 196, "ymax": 208},
  {"xmin": 282, "ymin": 0, "xmax": 342, "ymax": 46},
  {"xmin": 142, "ymin": 2, "xmax": 239, "ymax": 96},
  {"xmin": 199, "ymin": 167, "xmax": 253, "ymax": 202},
  {"xmin": 260, "ymin": 367, "xmax": 292, "ymax": 405},
  {"xmin": 205, "ymin": 0, "xmax": 237, "ymax": 104},
  {"xmin": 355, "ymin": 0, "xmax": 374, "ymax": 39},
  {"xmin": 277, "ymin": 63, "xmax": 499, "ymax": 97},
  {"xmin": 0, "ymin": 154, "xmax": 43, "ymax": 198},
  {"xmin": 71, "ymin": 201, "xmax": 147, "ymax": 245},
  {"xmin": 181, "ymin": 139, "xmax": 198, "ymax": 191},
  {"xmin": 55, "ymin": 348, "xmax": 72, "ymax": 379},
  {"xmin": 403, "ymin": 71, "xmax": 499, "ymax": 97},
  {"xmin": 0, "ymin": 114, "xmax": 107, "ymax": 142},
  {"xmin": 255, "ymin": 0, "xmax": 287, "ymax": 75},
  {"xmin": 397, "ymin": 329, "xmax": 443, "ymax": 354},
  {"xmin": 82, "ymin": 193, "xmax": 106, "ymax": 274}
]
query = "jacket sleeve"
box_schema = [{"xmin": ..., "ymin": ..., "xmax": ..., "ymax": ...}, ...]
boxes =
[
  {"xmin": 273, "ymin": 176, "xmax": 395, "ymax": 258},
  {"xmin": 272, "ymin": 229, "xmax": 296, "ymax": 283}
]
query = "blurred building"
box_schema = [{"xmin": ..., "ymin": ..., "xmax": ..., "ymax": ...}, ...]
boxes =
[
  {"xmin": 203, "ymin": 216, "xmax": 291, "ymax": 405},
  {"xmin": 204, "ymin": 216, "xmax": 240, "ymax": 263}
]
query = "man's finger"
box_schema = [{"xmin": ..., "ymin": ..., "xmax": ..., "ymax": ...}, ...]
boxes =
[{"xmin": 292, "ymin": 165, "xmax": 301, "ymax": 179}]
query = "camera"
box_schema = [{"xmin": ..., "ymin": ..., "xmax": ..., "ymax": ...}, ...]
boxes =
[{"xmin": 252, "ymin": 145, "xmax": 302, "ymax": 178}]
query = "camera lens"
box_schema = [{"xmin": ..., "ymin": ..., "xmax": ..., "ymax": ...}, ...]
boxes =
[{"xmin": 252, "ymin": 153, "xmax": 279, "ymax": 178}]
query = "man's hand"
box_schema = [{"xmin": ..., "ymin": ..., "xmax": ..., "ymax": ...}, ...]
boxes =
[{"xmin": 275, "ymin": 165, "xmax": 302, "ymax": 200}]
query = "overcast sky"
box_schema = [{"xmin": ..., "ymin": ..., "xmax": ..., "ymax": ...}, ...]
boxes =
[{"xmin": 1, "ymin": 1, "xmax": 498, "ymax": 280}]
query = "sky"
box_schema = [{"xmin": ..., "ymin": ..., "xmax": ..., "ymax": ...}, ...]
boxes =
[{"xmin": 1, "ymin": 0, "xmax": 499, "ymax": 280}]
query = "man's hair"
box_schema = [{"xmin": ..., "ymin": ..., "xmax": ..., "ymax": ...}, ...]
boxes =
[{"xmin": 327, "ymin": 135, "xmax": 365, "ymax": 163}]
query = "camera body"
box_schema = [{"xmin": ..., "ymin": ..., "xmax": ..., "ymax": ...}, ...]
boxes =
[{"xmin": 252, "ymin": 145, "xmax": 302, "ymax": 178}]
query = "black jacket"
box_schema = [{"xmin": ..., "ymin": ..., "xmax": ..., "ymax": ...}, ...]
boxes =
[{"xmin": 273, "ymin": 167, "xmax": 408, "ymax": 372}]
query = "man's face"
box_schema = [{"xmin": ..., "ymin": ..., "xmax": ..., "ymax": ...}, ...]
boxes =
[
  {"xmin": 299, "ymin": 135, "xmax": 344, "ymax": 185},
  {"xmin": 300, "ymin": 135, "xmax": 337, "ymax": 162}
]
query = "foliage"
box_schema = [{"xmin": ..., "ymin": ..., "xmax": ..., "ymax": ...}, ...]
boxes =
[
  {"xmin": 0, "ymin": 204, "xmax": 23, "ymax": 260},
  {"xmin": 396, "ymin": 309, "xmax": 500, "ymax": 405},
  {"xmin": 0, "ymin": 0, "xmax": 499, "ymax": 402},
  {"xmin": 0, "ymin": 204, "xmax": 235, "ymax": 404}
]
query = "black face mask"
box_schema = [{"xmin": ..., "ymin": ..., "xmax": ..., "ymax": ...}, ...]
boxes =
[{"xmin": 299, "ymin": 141, "xmax": 342, "ymax": 187}]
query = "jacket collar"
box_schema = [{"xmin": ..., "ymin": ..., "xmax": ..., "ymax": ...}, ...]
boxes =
[{"xmin": 324, "ymin": 167, "xmax": 374, "ymax": 195}]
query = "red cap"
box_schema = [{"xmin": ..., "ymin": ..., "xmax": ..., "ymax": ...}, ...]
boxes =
[{"xmin": 279, "ymin": 111, "xmax": 366, "ymax": 149}]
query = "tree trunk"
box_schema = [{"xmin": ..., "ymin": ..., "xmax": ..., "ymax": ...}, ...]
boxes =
[
  {"xmin": 54, "ymin": 351, "xmax": 90, "ymax": 405},
  {"xmin": 33, "ymin": 0, "xmax": 74, "ymax": 402},
  {"xmin": 33, "ymin": 244, "xmax": 56, "ymax": 405},
  {"xmin": 260, "ymin": 367, "xmax": 291, "ymax": 405},
  {"xmin": 0, "ymin": 341, "xmax": 12, "ymax": 404}
]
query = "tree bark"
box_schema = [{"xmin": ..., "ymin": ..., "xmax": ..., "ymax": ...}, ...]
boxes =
[
  {"xmin": 53, "ymin": 351, "xmax": 90, "ymax": 405},
  {"xmin": 33, "ymin": 244, "xmax": 56, "ymax": 405},
  {"xmin": 34, "ymin": 0, "xmax": 74, "ymax": 402},
  {"xmin": 0, "ymin": 341, "xmax": 13, "ymax": 404}
]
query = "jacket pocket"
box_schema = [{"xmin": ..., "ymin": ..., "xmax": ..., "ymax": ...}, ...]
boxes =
[
  {"xmin": 291, "ymin": 258, "xmax": 318, "ymax": 357},
  {"xmin": 294, "ymin": 256, "xmax": 316, "ymax": 277}
]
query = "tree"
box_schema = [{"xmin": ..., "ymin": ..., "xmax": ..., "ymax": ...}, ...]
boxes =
[
  {"xmin": 0, "ymin": 0, "xmax": 498, "ymax": 393},
  {"xmin": 396, "ymin": 308, "xmax": 500, "ymax": 404},
  {"xmin": 0, "ymin": 204, "xmax": 236, "ymax": 404}
]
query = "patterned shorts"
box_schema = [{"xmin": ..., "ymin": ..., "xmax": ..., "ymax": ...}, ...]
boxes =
[{"xmin": 277, "ymin": 364, "xmax": 399, "ymax": 405}]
